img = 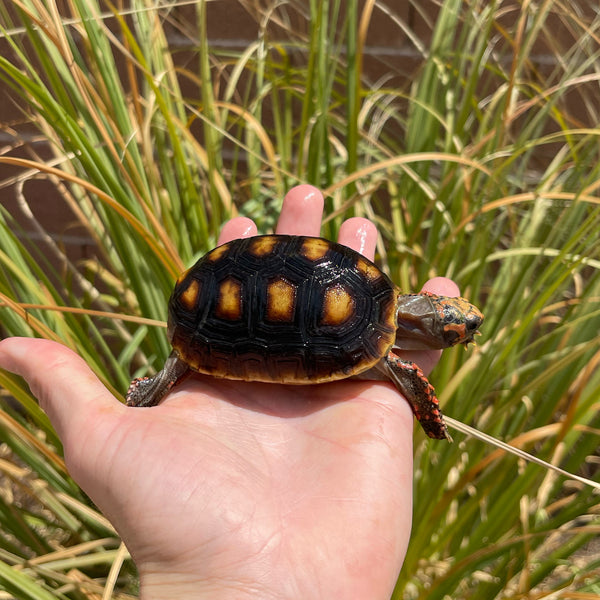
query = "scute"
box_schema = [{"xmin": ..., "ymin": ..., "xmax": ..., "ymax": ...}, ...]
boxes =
[{"xmin": 168, "ymin": 235, "xmax": 399, "ymax": 384}]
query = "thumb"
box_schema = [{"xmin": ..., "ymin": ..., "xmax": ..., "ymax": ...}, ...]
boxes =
[{"xmin": 0, "ymin": 337, "xmax": 124, "ymax": 447}]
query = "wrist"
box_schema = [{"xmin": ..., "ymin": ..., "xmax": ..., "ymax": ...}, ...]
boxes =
[
  {"xmin": 137, "ymin": 560, "xmax": 396, "ymax": 600},
  {"xmin": 139, "ymin": 569, "xmax": 272, "ymax": 600}
]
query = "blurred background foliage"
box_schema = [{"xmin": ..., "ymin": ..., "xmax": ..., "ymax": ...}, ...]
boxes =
[{"xmin": 0, "ymin": 0, "xmax": 599, "ymax": 597}]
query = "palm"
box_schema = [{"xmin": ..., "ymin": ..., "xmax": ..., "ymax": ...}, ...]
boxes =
[{"xmin": 80, "ymin": 377, "xmax": 414, "ymax": 596}]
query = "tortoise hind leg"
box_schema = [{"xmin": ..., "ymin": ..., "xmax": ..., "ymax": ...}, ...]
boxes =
[{"xmin": 379, "ymin": 352, "xmax": 452, "ymax": 442}]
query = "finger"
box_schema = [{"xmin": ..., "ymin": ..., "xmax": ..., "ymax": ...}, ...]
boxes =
[
  {"xmin": 421, "ymin": 276, "xmax": 460, "ymax": 297},
  {"xmin": 275, "ymin": 184, "xmax": 324, "ymax": 236},
  {"xmin": 337, "ymin": 217, "xmax": 377, "ymax": 261},
  {"xmin": 0, "ymin": 338, "xmax": 121, "ymax": 444},
  {"xmin": 217, "ymin": 217, "xmax": 258, "ymax": 245}
]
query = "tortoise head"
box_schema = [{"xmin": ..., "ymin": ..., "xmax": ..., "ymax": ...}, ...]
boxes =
[{"xmin": 394, "ymin": 293, "xmax": 483, "ymax": 350}]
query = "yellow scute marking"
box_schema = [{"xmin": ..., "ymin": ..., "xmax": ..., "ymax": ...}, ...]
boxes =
[
  {"xmin": 356, "ymin": 258, "xmax": 382, "ymax": 282},
  {"xmin": 266, "ymin": 277, "xmax": 297, "ymax": 322},
  {"xmin": 180, "ymin": 279, "xmax": 200, "ymax": 311},
  {"xmin": 249, "ymin": 236, "xmax": 278, "ymax": 256},
  {"xmin": 206, "ymin": 244, "xmax": 230, "ymax": 262},
  {"xmin": 321, "ymin": 284, "xmax": 355, "ymax": 326},
  {"xmin": 216, "ymin": 277, "xmax": 243, "ymax": 320},
  {"xmin": 176, "ymin": 267, "xmax": 191, "ymax": 286},
  {"xmin": 301, "ymin": 238, "xmax": 330, "ymax": 261}
]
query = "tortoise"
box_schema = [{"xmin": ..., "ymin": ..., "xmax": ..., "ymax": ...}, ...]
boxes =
[{"xmin": 126, "ymin": 234, "xmax": 483, "ymax": 441}]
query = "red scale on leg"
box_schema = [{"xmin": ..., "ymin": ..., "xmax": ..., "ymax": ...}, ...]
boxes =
[{"xmin": 383, "ymin": 352, "xmax": 452, "ymax": 441}]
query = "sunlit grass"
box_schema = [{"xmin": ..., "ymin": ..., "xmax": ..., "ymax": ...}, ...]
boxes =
[{"xmin": 0, "ymin": 0, "xmax": 599, "ymax": 597}]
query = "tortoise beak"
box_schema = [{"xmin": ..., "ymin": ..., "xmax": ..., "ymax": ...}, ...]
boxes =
[{"xmin": 463, "ymin": 329, "xmax": 482, "ymax": 348}]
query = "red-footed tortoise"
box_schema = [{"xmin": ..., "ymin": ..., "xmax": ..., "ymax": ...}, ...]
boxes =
[{"xmin": 126, "ymin": 235, "xmax": 483, "ymax": 441}]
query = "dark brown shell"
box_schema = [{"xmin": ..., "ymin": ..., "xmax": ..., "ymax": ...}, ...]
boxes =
[{"xmin": 168, "ymin": 235, "xmax": 399, "ymax": 383}]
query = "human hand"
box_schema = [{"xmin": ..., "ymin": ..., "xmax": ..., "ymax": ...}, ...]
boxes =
[{"xmin": 0, "ymin": 185, "xmax": 459, "ymax": 599}]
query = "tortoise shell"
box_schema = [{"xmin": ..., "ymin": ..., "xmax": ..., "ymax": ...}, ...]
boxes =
[
  {"xmin": 168, "ymin": 235, "xmax": 399, "ymax": 383},
  {"xmin": 127, "ymin": 234, "xmax": 484, "ymax": 440}
]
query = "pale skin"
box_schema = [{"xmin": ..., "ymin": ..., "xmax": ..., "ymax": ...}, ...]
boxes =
[{"xmin": 0, "ymin": 185, "xmax": 459, "ymax": 599}]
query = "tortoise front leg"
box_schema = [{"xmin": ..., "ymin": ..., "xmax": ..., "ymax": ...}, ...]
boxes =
[
  {"xmin": 126, "ymin": 351, "xmax": 190, "ymax": 408},
  {"xmin": 380, "ymin": 352, "xmax": 452, "ymax": 442}
]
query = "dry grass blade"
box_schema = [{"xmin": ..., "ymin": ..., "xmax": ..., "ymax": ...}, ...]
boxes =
[
  {"xmin": 444, "ymin": 416, "xmax": 600, "ymax": 492},
  {"xmin": 0, "ymin": 156, "xmax": 183, "ymax": 277},
  {"xmin": 0, "ymin": 302, "xmax": 165, "ymax": 327}
]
